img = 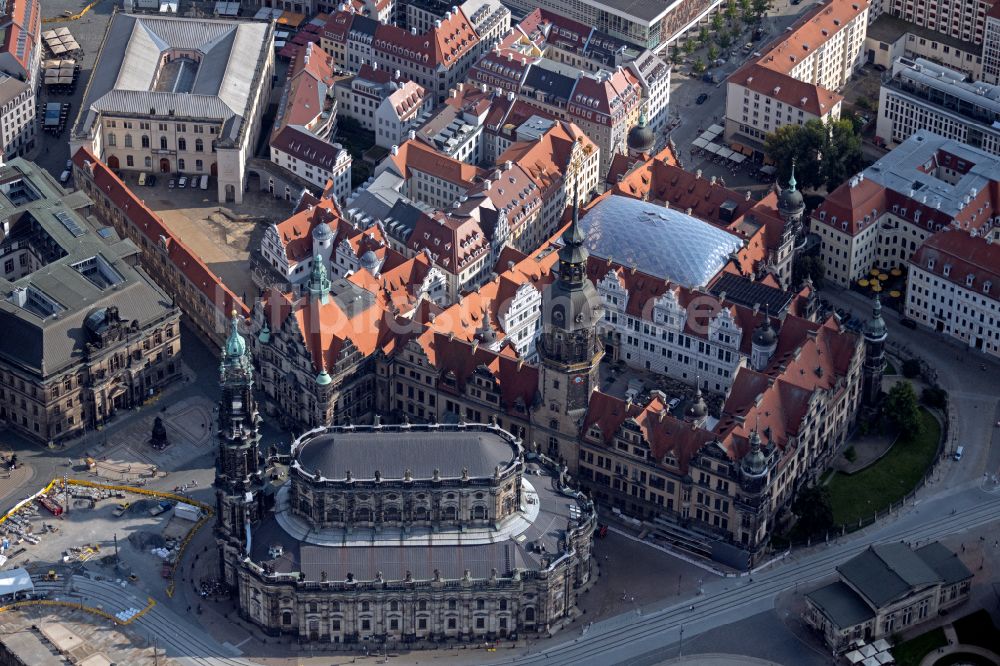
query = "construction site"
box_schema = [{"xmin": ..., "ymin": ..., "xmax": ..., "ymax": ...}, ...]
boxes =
[{"xmin": 0, "ymin": 475, "xmax": 214, "ymax": 664}]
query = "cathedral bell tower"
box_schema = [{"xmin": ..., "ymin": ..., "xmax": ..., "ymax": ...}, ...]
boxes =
[
  {"xmin": 537, "ymin": 187, "xmax": 604, "ymax": 460},
  {"xmin": 214, "ymin": 310, "xmax": 264, "ymax": 583}
]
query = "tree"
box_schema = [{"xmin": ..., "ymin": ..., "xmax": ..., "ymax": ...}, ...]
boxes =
[
  {"xmin": 698, "ymin": 26, "xmax": 710, "ymax": 45},
  {"xmin": 793, "ymin": 255, "xmax": 825, "ymax": 287},
  {"xmin": 725, "ymin": 2, "xmax": 740, "ymax": 23},
  {"xmin": 691, "ymin": 58, "xmax": 706, "ymax": 74},
  {"xmin": 821, "ymin": 119, "xmax": 864, "ymax": 191},
  {"xmin": 884, "ymin": 381, "xmax": 923, "ymax": 437},
  {"xmin": 707, "ymin": 45, "xmax": 720, "ymax": 62},
  {"xmin": 792, "ymin": 484, "xmax": 834, "ymax": 536},
  {"xmin": 711, "ymin": 12, "xmax": 724, "ymax": 32},
  {"xmin": 683, "ymin": 40, "xmax": 696, "ymax": 55},
  {"xmin": 764, "ymin": 121, "xmax": 826, "ymax": 189},
  {"xmin": 751, "ymin": 0, "xmax": 771, "ymax": 17},
  {"xmin": 902, "ymin": 358, "xmax": 921, "ymax": 379},
  {"xmin": 764, "ymin": 118, "xmax": 862, "ymax": 191},
  {"xmin": 718, "ymin": 31, "xmax": 733, "ymax": 49}
]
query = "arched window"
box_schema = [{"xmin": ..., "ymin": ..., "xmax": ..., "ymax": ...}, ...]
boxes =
[
  {"xmin": 524, "ymin": 607, "xmax": 535, "ymax": 622},
  {"xmin": 282, "ymin": 611, "xmax": 293, "ymax": 625},
  {"xmin": 160, "ymin": 136, "xmax": 167, "ymax": 150},
  {"xmin": 196, "ymin": 138, "xmax": 204, "ymax": 152},
  {"xmin": 124, "ymin": 134, "xmax": 132, "ymax": 148},
  {"xmin": 141, "ymin": 135, "xmax": 150, "ymax": 148},
  {"xmin": 178, "ymin": 137, "xmax": 187, "ymax": 151},
  {"xmin": 178, "ymin": 159, "xmax": 185, "ymax": 171},
  {"xmin": 107, "ymin": 134, "xmax": 117, "ymax": 147}
]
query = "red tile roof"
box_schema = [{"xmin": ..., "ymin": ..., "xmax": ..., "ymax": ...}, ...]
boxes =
[
  {"xmin": 72, "ymin": 147, "xmax": 248, "ymax": 319},
  {"xmin": 910, "ymin": 230, "xmax": 1000, "ymax": 294},
  {"xmin": 373, "ymin": 7, "xmax": 480, "ymax": 70},
  {"xmin": 729, "ymin": 62, "xmax": 842, "ymax": 117},
  {"xmin": 582, "ymin": 392, "xmax": 717, "ymax": 474}
]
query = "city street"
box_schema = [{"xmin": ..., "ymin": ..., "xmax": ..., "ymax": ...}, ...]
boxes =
[{"xmin": 667, "ymin": 0, "xmax": 824, "ymax": 189}]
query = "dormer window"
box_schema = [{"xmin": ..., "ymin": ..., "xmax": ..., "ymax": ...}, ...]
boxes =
[
  {"xmin": 984, "ymin": 281, "xmax": 992, "ymax": 294},
  {"xmin": 928, "ymin": 258, "xmax": 935, "ymax": 270},
  {"xmin": 966, "ymin": 273, "xmax": 975, "ymax": 288},
  {"xmin": 943, "ymin": 263, "xmax": 951, "ymax": 277}
]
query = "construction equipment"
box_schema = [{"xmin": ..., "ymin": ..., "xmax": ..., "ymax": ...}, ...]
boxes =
[
  {"xmin": 112, "ymin": 502, "xmax": 130, "ymax": 517},
  {"xmin": 38, "ymin": 496, "xmax": 64, "ymax": 516},
  {"xmin": 44, "ymin": 570, "xmax": 59, "ymax": 581}
]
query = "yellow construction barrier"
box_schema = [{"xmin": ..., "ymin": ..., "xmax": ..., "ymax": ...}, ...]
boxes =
[
  {"xmin": 0, "ymin": 596, "xmax": 156, "ymax": 625},
  {"xmin": 42, "ymin": 0, "xmax": 100, "ymax": 23},
  {"xmin": 0, "ymin": 479, "xmax": 214, "ymax": 597}
]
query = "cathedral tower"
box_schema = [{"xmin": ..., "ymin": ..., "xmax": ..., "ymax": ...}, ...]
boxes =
[
  {"xmin": 214, "ymin": 310, "xmax": 264, "ymax": 584},
  {"xmin": 537, "ymin": 188, "xmax": 604, "ymax": 460},
  {"xmin": 862, "ymin": 295, "xmax": 887, "ymax": 405}
]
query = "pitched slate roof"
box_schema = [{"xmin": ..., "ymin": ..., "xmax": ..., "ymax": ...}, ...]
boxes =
[{"xmin": 838, "ymin": 542, "xmax": 941, "ymax": 609}]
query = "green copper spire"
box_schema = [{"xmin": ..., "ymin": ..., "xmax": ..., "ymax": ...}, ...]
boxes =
[
  {"xmin": 223, "ymin": 309, "xmax": 246, "ymax": 360},
  {"xmin": 308, "ymin": 255, "xmax": 331, "ymax": 303},
  {"xmin": 788, "ymin": 160, "xmax": 797, "ymax": 193}
]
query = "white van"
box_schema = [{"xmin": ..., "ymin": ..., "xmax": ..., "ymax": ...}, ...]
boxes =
[
  {"xmin": 954, "ymin": 446, "xmax": 964, "ymax": 461},
  {"xmin": 200, "ymin": 174, "xmax": 209, "ymax": 190}
]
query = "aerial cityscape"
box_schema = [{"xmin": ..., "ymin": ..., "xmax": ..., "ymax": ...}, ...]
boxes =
[{"xmin": 0, "ymin": 0, "xmax": 997, "ymax": 663}]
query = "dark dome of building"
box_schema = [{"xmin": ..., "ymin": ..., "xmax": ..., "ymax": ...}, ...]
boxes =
[
  {"xmin": 627, "ymin": 118, "xmax": 655, "ymax": 155},
  {"xmin": 752, "ymin": 316, "xmax": 778, "ymax": 347},
  {"xmin": 293, "ymin": 428, "xmax": 519, "ymax": 481},
  {"xmin": 777, "ymin": 186, "xmax": 805, "ymax": 216},
  {"xmin": 687, "ymin": 388, "xmax": 708, "ymax": 418}
]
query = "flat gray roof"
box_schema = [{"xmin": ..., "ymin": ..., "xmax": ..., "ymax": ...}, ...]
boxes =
[
  {"xmin": 580, "ymin": 0, "xmax": 673, "ymax": 24},
  {"xmin": 250, "ymin": 461, "xmax": 585, "ymax": 581},
  {"xmin": 293, "ymin": 426, "xmax": 519, "ymax": 481}
]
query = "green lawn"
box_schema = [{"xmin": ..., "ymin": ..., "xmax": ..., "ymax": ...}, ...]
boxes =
[
  {"xmin": 827, "ymin": 409, "xmax": 940, "ymax": 526},
  {"xmin": 892, "ymin": 627, "xmax": 947, "ymax": 666},
  {"xmin": 953, "ymin": 610, "xmax": 1000, "ymax": 653}
]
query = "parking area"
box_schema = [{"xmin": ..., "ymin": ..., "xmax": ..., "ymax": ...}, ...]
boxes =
[{"xmin": 125, "ymin": 176, "xmax": 295, "ymax": 303}]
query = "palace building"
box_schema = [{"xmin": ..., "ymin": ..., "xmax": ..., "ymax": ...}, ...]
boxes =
[
  {"xmin": 0, "ymin": 159, "xmax": 181, "ymax": 444},
  {"xmin": 70, "ymin": 14, "xmax": 274, "ymax": 204},
  {"xmin": 213, "ymin": 311, "xmax": 596, "ymax": 642}
]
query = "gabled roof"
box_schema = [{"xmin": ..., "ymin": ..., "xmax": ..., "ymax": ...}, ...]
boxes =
[
  {"xmin": 910, "ymin": 230, "xmax": 1000, "ymax": 295},
  {"xmin": 582, "ymin": 392, "xmax": 717, "ymax": 474},
  {"xmin": 838, "ymin": 542, "xmax": 942, "ymax": 609},
  {"xmin": 729, "ymin": 62, "xmax": 842, "ymax": 117},
  {"xmin": 372, "ymin": 6, "xmax": 480, "ymax": 70}
]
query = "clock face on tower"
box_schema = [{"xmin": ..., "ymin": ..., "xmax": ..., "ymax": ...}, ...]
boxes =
[{"xmin": 573, "ymin": 376, "xmax": 584, "ymax": 384}]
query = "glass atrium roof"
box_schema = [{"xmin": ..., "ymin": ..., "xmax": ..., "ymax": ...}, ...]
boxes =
[{"xmin": 577, "ymin": 195, "xmax": 745, "ymax": 287}]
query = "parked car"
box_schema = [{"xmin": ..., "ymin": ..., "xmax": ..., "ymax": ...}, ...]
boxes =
[
  {"xmin": 65, "ymin": 159, "xmax": 72, "ymax": 170},
  {"xmin": 178, "ymin": 176, "xmax": 187, "ymax": 188},
  {"xmin": 59, "ymin": 170, "xmax": 71, "ymax": 184},
  {"xmin": 147, "ymin": 174, "xmax": 157, "ymax": 187},
  {"xmin": 138, "ymin": 172, "xmax": 147, "ymax": 186},
  {"xmin": 696, "ymin": 93, "xmax": 709, "ymax": 104},
  {"xmin": 743, "ymin": 42, "xmax": 754, "ymax": 53},
  {"xmin": 667, "ymin": 397, "xmax": 681, "ymax": 410},
  {"xmin": 900, "ymin": 318, "xmax": 917, "ymax": 329},
  {"xmin": 168, "ymin": 178, "xmax": 175, "ymax": 189}
]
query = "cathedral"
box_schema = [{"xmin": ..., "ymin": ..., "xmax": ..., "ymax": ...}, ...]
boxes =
[{"xmin": 214, "ymin": 309, "xmax": 596, "ymax": 643}]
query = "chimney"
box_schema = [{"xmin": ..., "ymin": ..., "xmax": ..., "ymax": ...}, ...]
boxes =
[
  {"xmin": 695, "ymin": 169, "xmax": 702, "ymax": 179},
  {"xmin": 457, "ymin": 82, "xmax": 464, "ymax": 92},
  {"xmin": 408, "ymin": 129, "xmax": 416, "ymax": 140},
  {"xmin": 391, "ymin": 144, "xmax": 399, "ymax": 155}
]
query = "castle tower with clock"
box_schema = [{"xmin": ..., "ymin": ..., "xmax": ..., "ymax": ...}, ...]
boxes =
[{"xmin": 536, "ymin": 189, "xmax": 605, "ymax": 466}]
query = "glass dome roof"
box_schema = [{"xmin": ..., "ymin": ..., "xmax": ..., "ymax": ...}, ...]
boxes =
[{"xmin": 577, "ymin": 195, "xmax": 745, "ymax": 287}]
